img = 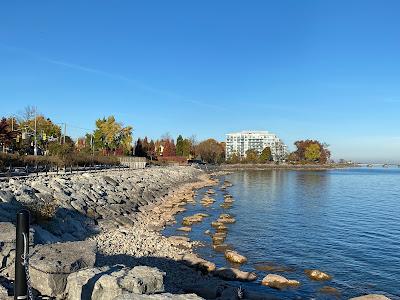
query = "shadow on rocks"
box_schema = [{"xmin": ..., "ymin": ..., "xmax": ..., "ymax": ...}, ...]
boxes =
[{"xmin": 0, "ymin": 200, "xmax": 98, "ymax": 244}]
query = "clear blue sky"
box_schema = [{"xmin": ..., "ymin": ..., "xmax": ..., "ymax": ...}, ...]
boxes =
[{"xmin": 1, "ymin": 1, "xmax": 400, "ymax": 163}]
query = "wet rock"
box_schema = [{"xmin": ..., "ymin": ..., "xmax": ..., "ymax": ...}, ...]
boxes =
[
  {"xmin": 65, "ymin": 265, "xmax": 165, "ymax": 300},
  {"xmin": 319, "ymin": 286, "xmax": 340, "ymax": 296},
  {"xmin": 29, "ymin": 240, "xmax": 96, "ymax": 297},
  {"xmin": 212, "ymin": 244, "xmax": 230, "ymax": 253},
  {"xmin": 305, "ymin": 269, "xmax": 332, "ymax": 281},
  {"xmin": 217, "ymin": 214, "xmax": 236, "ymax": 224},
  {"xmin": 213, "ymin": 267, "xmax": 257, "ymax": 282},
  {"xmin": 261, "ymin": 274, "xmax": 300, "ymax": 289},
  {"xmin": 115, "ymin": 293, "xmax": 204, "ymax": 299},
  {"xmin": 0, "ymin": 191, "xmax": 15, "ymax": 203},
  {"xmin": 177, "ymin": 226, "xmax": 192, "ymax": 232},
  {"xmin": 182, "ymin": 254, "xmax": 216, "ymax": 272},
  {"xmin": 254, "ymin": 262, "xmax": 295, "ymax": 273},
  {"xmin": 224, "ymin": 250, "xmax": 247, "ymax": 264}
]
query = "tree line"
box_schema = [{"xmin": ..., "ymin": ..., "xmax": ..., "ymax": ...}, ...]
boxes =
[{"xmin": 1, "ymin": 106, "xmax": 332, "ymax": 165}]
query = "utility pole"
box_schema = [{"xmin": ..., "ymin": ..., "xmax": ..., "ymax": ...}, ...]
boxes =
[
  {"xmin": 91, "ymin": 134, "xmax": 94, "ymax": 156},
  {"xmin": 64, "ymin": 123, "xmax": 66, "ymax": 144},
  {"xmin": 34, "ymin": 108, "xmax": 37, "ymax": 156}
]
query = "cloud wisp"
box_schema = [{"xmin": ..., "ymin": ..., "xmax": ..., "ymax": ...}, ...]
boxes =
[{"xmin": 0, "ymin": 43, "xmax": 224, "ymax": 111}]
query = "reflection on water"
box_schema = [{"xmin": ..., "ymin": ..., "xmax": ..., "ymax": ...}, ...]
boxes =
[{"xmin": 164, "ymin": 168, "xmax": 400, "ymax": 299}]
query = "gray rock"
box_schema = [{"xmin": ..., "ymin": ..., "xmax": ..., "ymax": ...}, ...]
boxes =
[
  {"xmin": 115, "ymin": 293, "xmax": 204, "ymax": 299},
  {"xmin": 103, "ymin": 176, "xmax": 118, "ymax": 186},
  {"xmin": 349, "ymin": 295, "xmax": 391, "ymax": 300},
  {"xmin": 32, "ymin": 225, "xmax": 61, "ymax": 244},
  {"xmin": 0, "ymin": 191, "xmax": 15, "ymax": 203},
  {"xmin": 65, "ymin": 265, "xmax": 165, "ymax": 300},
  {"xmin": 31, "ymin": 182, "xmax": 54, "ymax": 195},
  {"xmin": 29, "ymin": 240, "xmax": 96, "ymax": 297}
]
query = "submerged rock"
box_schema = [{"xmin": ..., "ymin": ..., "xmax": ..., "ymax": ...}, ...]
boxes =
[
  {"xmin": 213, "ymin": 267, "xmax": 257, "ymax": 282},
  {"xmin": 182, "ymin": 254, "xmax": 216, "ymax": 272},
  {"xmin": 254, "ymin": 262, "xmax": 295, "ymax": 273},
  {"xmin": 224, "ymin": 250, "xmax": 247, "ymax": 264},
  {"xmin": 319, "ymin": 286, "xmax": 340, "ymax": 296},
  {"xmin": 261, "ymin": 274, "xmax": 300, "ymax": 290}
]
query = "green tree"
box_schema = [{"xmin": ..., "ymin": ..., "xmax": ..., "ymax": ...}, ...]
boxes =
[
  {"xmin": 176, "ymin": 135, "xmax": 184, "ymax": 156},
  {"xmin": 245, "ymin": 149, "xmax": 258, "ymax": 163},
  {"xmin": 304, "ymin": 143, "xmax": 321, "ymax": 161},
  {"xmin": 181, "ymin": 139, "xmax": 192, "ymax": 157},
  {"xmin": 259, "ymin": 147, "xmax": 272, "ymax": 163}
]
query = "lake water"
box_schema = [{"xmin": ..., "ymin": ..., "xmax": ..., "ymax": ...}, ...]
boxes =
[{"xmin": 164, "ymin": 168, "xmax": 400, "ymax": 299}]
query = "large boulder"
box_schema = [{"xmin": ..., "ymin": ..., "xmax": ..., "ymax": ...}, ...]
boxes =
[
  {"xmin": 0, "ymin": 223, "xmax": 17, "ymax": 279},
  {"xmin": 29, "ymin": 240, "xmax": 96, "ymax": 297},
  {"xmin": 65, "ymin": 265, "xmax": 165, "ymax": 300},
  {"xmin": 261, "ymin": 274, "xmax": 300, "ymax": 290}
]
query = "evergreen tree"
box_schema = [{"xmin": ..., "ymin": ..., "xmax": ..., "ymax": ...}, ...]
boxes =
[{"xmin": 176, "ymin": 135, "xmax": 184, "ymax": 156}]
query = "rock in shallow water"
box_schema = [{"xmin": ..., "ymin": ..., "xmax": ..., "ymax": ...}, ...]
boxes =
[
  {"xmin": 224, "ymin": 250, "xmax": 247, "ymax": 264},
  {"xmin": 114, "ymin": 293, "xmax": 204, "ymax": 299},
  {"xmin": 349, "ymin": 295, "xmax": 391, "ymax": 300},
  {"xmin": 305, "ymin": 269, "xmax": 332, "ymax": 281},
  {"xmin": 213, "ymin": 267, "xmax": 257, "ymax": 282},
  {"xmin": 261, "ymin": 274, "xmax": 300, "ymax": 290}
]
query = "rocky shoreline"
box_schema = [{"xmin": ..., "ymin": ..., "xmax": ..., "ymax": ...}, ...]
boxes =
[
  {"xmin": 0, "ymin": 166, "xmax": 392, "ymax": 300},
  {"xmin": 0, "ymin": 166, "xmax": 264, "ymax": 300}
]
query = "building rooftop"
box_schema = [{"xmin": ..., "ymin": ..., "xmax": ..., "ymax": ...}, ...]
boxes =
[{"xmin": 226, "ymin": 130, "xmax": 272, "ymax": 136}]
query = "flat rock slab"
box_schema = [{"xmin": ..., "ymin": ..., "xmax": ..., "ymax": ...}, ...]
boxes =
[
  {"xmin": 350, "ymin": 295, "xmax": 391, "ymax": 300},
  {"xmin": 29, "ymin": 240, "xmax": 96, "ymax": 297},
  {"xmin": 65, "ymin": 265, "xmax": 165, "ymax": 300},
  {"xmin": 115, "ymin": 293, "xmax": 204, "ymax": 299}
]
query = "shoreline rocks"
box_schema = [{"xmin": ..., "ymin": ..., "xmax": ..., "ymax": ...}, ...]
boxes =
[
  {"xmin": 224, "ymin": 250, "xmax": 247, "ymax": 264},
  {"xmin": 261, "ymin": 274, "xmax": 300, "ymax": 290},
  {"xmin": 305, "ymin": 269, "xmax": 332, "ymax": 281}
]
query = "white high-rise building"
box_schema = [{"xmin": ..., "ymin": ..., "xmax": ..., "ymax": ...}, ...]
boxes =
[{"xmin": 225, "ymin": 130, "xmax": 288, "ymax": 161}]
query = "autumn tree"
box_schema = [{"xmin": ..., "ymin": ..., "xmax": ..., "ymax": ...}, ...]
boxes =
[
  {"xmin": 259, "ymin": 147, "xmax": 272, "ymax": 163},
  {"xmin": 196, "ymin": 139, "xmax": 225, "ymax": 164},
  {"xmin": 227, "ymin": 152, "xmax": 241, "ymax": 164},
  {"xmin": 93, "ymin": 116, "xmax": 133, "ymax": 154},
  {"xmin": 0, "ymin": 118, "xmax": 17, "ymax": 152},
  {"xmin": 163, "ymin": 139, "xmax": 176, "ymax": 157},
  {"xmin": 291, "ymin": 140, "xmax": 330, "ymax": 164},
  {"xmin": 305, "ymin": 143, "xmax": 321, "ymax": 161}
]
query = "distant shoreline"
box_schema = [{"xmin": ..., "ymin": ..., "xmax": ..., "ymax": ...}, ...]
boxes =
[{"xmin": 219, "ymin": 163, "xmax": 357, "ymax": 171}]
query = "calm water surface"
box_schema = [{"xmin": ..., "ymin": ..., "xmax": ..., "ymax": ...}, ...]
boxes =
[{"xmin": 164, "ymin": 168, "xmax": 400, "ymax": 299}]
